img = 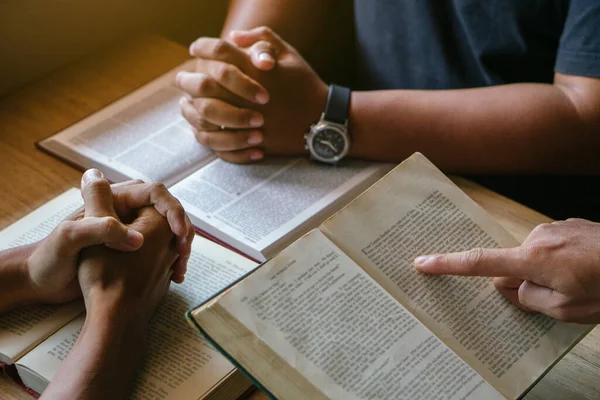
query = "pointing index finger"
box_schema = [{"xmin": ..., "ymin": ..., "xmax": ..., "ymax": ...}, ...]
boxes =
[{"xmin": 413, "ymin": 247, "xmax": 531, "ymax": 279}]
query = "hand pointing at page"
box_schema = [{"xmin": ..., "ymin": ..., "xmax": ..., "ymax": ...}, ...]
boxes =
[{"xmin": 414, "ymin": 218, "xmax": 600, "ymax": 324}]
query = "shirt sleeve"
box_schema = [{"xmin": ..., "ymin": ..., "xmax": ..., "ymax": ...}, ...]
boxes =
[{"xmin": 555, "ymin": 0, "xmax": 600, "ymax": 77}]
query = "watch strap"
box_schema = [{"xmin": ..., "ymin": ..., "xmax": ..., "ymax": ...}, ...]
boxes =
[{"xmin": 323, "ymin": 84, "xmax": 351, "ymax": 125}]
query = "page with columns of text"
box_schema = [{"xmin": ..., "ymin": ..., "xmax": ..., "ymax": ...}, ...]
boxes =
[
  {"xmin": 219, "ymin": 229, "xmax": 505, "ymax": 400},
  {"xmin": 319, "ymin": 153, "xmax": 591, "ymax": 399}
]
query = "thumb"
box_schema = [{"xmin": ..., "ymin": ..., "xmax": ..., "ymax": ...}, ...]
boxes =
[
  {"xmin": 245, "ymin": 40, "xmax": 278, "ymax": 71},
  {"xmin": 80, "ymin": 169, "xmax": 118, "ymax": 219},
  {"xmin": 230, "ymin": 27, "xmax": 285, "ymax": 70},
  {"xmin": 414, "ymin": 247, "xmax": 528, "ymax": 278},
  {"xmin": 493, "ymin": 276, "xmax": 528, "ymax": 310},
  {"xmin": 55, "ymin": 217, "xmax": 144, "ymax": 254},
  {"xmin": 518, "ymin": 280, "xmax": 568, "ymax": 320}
]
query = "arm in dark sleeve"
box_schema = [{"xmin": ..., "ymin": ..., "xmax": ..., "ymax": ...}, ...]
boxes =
[
  {"xmin": 349, "ymin": 1, "xmax": 600, "ymax": 173},
  {"xmin": 555, "ymin": 0, "xmax": 600, "ymax": 77}
]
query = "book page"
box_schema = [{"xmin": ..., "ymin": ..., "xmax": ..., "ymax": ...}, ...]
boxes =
[
  {"xmin": 319, "ymin": 153, "xmax": 591, "ymax": 399},
  {"xmin": 217, "ymin": 229, "xmax": 504, "ymax": 400},
  {"xmin": 0, "ymin": 189, "xmax": 84, "ymax": 364},
  {"xmin": 171, "ymin": 157, "xmax": 390, "ymax": 260},
  {"xmin": 41, "ymin": 60, "xmax": 214, "ymax": 186},
  {"xmin": 17, "ymin": 235, "xmax": 257, "ymax": 399}
]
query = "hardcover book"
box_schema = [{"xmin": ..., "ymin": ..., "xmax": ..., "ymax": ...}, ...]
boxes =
[{"xmin": 188, "ymin": 153, "xmax": 592, "ymax": 400}]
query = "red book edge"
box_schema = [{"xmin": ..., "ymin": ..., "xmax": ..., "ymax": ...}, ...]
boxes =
[{"xmin": 1, "ymin": 362, "xmax": 40, "ymax": 398}]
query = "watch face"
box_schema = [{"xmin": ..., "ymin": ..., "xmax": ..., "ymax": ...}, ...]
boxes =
[{"xmin": 311, "ymin": 128, "xmax": 347, "ymax": 160}]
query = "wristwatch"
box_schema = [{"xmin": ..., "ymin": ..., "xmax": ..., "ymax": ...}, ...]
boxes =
[{"xmin": 304, "ymin": 84, "xmax": 351, "ymax": 164}]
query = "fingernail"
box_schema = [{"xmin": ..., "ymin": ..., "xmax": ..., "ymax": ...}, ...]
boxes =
[
  {"xmin": 250, "ymin": 151, "xmax": 264, "ymax": 161},
  {"xmin": 229, "ymin": 30, "xmax": 241, "ymax": 38},
  {"xmin": 125, "ymin": 229, "xmax": 144, "ymax": 249},
  {"xmin": 175, "ymin": 71, "xmax": 185, "ymax": 86},
  {"xmin": 179, "ymin": 96, "xmax": 188, "ymax": 106},
  {"xmin": 81, "ymin": 169, "xmax": 104, "ymax": 188},
  {"xmin": 188, "ymin": 43, "xmax": 195, "ymax": 56},
  {"xmin": 247, "ymin": 130, "xmax": 263, "ymax": 145},
  {"xmin": 258, "ymin": 52, "xmax": 275, "ymax": 63},
  {"xmin": 414, "ymin": 255, "xmax": 436, "ymax": 271},
  {"xmin": 255, "ymin": 90, "xmax": 269, "ymax": 104},
  {"xmin": 250, "ymin": 113, "xmax": 264, "ymax": 127}
]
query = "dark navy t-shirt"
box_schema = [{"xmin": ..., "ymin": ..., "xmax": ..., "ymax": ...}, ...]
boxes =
[{"xmin": 353, "ymin": 0, "xmax": 600, "ymax": 220}]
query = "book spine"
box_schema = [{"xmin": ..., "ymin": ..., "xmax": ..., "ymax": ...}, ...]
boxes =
[{"xmin": 185, "ymin": 310, "xmax": 278, "ymax": 400}]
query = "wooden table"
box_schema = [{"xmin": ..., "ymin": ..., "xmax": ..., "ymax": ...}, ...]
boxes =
[{"xmin": 0, "ymin": 35, "xmax": 598, "ymax": 400}]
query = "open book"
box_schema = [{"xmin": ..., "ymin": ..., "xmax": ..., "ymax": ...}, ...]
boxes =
[
  {"xmin": 38, "ymin": 60, "xmax": 392, "ymax": 261},
  {"xmin": 188, "ymin": 153, "xmax": 592, "ymax": 400},
  {"xmin": 0, "ymin": 189, "xmax": 260, "ymax": 399}
]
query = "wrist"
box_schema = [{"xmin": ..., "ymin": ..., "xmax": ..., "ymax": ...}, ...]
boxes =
[
  {"xmin": 84, "ymin": 291, "xmax": 149, "ymax": 364},
  {"xmin": 314, "ymin": 81, "xmax": 329, "ymax": 118},
  {"xmin": 43, "ymin": 296, "xmax": 147, "ymax": 399},
  {"xmin": 348, "ymin": 91, "xmax": 361, "ymax": 159},
  {"xmin": 85, "ymin": 285, "xmax": 152, "ymax": 333},
  {"xmin": 295, "ymin": 81, "xmax": 329, "ymax": 155},
  {"xmin": 85, "ymin": 301, "xmax": 148, "ymax": 348},
  {"xmin": 305, "ymin": 84, "xmax": 352, "ymax": 163},
  {"xmin": 0, "ymin": 243, "xmax": 40, "ymax": 312},
  {"xmin": 347, "ymin": 90, "xmax": 375, "ymax": 160},
  {"xmin": 303, "ymin": 80, "xmax": 328, "ymax": 129}
]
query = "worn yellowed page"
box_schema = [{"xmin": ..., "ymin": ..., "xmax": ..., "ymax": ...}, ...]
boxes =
[
  {"xmin": 319, "ymin": 153, "xmax": 591, "ymax": 399},
  {"xmin": 16, "ymin": 235, "xmax": 257, "ymax": 399},
  {"xmin": 0, "ymin": 189, "xmax": 84, "ymax": 365},
  {"xmin": 216, "ymin": 229, "xmax": 504, "ymax": 400}
]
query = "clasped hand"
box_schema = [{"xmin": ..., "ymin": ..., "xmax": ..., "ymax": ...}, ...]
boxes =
[
  {"xmin": 26, "ymin": 170, "xmax": 194, "ymax": 309},
  {"xmin": 177, "ymin": 27, "xmax": 328, "ymax": 163}
]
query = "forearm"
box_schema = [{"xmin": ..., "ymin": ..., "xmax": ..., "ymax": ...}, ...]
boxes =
[
  {"xmin": 0, "ymin": 244, "xmax": 38, "ymax": 313},
  {"xmin": 222, "ymin": 0, "xmax": 331, "ymax": 55},
  {"xmin": 41, "ymin": 305, "xmax": 146, "ymax": 400},
  {"xmin": 350, "ymin": 82, "xmax": 600, "ymax": 173}
]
